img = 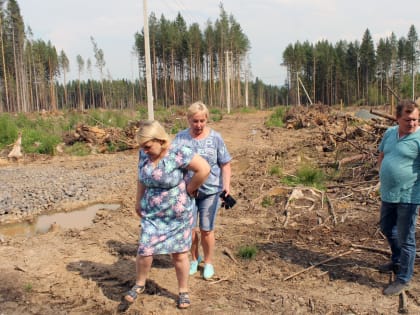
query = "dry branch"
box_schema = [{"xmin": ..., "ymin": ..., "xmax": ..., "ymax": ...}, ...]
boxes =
[
  {"xmin": 350, "ymin": 244, "xmax": 391, "ymax": 256},
  {"xmin": 325, "ymin": 193, "xmax": 337, "ymax": 225},
  {"xmin": 315, "ymin": 131, "xmax": 370, "ymax": 154},
  {"xmin": 338, "ymin": 154, "xmax": 370, "ymax": 169},
  {"xmin": 399, "ymin": 290, "xmax": 408, "ymax": 314},
  {"xmin": 222, "ymin": 248, "xmax": 238, "ymax": 264}
]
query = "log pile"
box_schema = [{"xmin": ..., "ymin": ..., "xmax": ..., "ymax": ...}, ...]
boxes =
[
  {"xmin": 284, "ymin": 105, "xmax": 396, "ymax": 171},
  {"xmin": 241, "ymin": 105, "xmax": 398, "ymax": 236},
  {"xmin": 63, "ymin": 122, "xmax": 140, "ymax": 152}
]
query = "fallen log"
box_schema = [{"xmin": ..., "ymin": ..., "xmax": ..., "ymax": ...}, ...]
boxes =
[{"xmin": 369, "ymin": 109, "xmax": 396, "ymax": 121}]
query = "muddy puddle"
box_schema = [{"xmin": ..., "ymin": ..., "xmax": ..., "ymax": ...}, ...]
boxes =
[{"xmin": 0, "ymin": 203, "xmax": 121, "ymax": 238}]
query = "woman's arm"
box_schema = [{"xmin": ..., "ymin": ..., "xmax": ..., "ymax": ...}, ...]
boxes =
[
  {"xmin": 186, "ymin": 154, "xmax": 210, "ymax": 196},
  {"xmin": 220, "ymin": 162, "xmax": 232, "ymax": 196},
  {"xmin": 135, "ymin": 180, "xmax": 146, "ymax": 217}
]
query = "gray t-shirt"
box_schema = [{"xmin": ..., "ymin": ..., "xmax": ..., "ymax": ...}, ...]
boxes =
[{"xmin": 173, "ymin": 128, "xmax": 232, "ymax": 195}]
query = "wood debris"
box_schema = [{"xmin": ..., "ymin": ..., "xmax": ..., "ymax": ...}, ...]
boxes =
[{"xmin": 8, "ymin": 132, "xmax": 23, "ymax": 160}]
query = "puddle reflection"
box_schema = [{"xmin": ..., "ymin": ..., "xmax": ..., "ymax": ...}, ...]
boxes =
[{"xmin": 0, "ymin": 203, "xmax": 120, "ymax": 237}]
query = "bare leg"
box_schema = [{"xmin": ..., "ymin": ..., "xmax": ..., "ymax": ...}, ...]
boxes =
[
  {"xmin": 125, "ymin": 255, "xmax": 152, "ymax": 303},
  {"xmin": 135, "ymin": 255, "xmax": 153, "ymax": 285},
  {"xmin": 172, "ymin": 252, "xmax": 190, "ymax": 292},
  {"xmin": 201, "ymin": 230, "xmax": 215, "ymax": 264},
  {"xmin": 190, "ymin": 229, "xmax": 200, "ymax": 260}
]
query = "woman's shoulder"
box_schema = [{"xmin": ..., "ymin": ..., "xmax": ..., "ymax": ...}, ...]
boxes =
[
  {"xmin": 170, "ymin": 143, "xmax": 194, "ymax": 154},
  {"xmin": 175, "ymin": 128, "xmax": 190, "ymax": 138},
  {"xmin": 209, "ymin": 128, "xmax": 226, "ymax": 142}
]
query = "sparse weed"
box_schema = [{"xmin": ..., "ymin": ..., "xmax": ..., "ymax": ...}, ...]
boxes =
[
  {"xmin": 210, "ymin": 108, "xmax": 223, "ymax": 122},
  {"xmin": 239, "ymin": 107, "xmax": 257, "ymax": 114},
  {"xmin": 269, "ymin": 164, "xmax": 282, "ymax": 177},
  {"xmin": 24, "ymin": 283, "xmax": 33, "ymax": 292},
  {"xmin": 0, "ymin": 114, "xmax": 18, "ymax": 149},
  {"xmin": 281, "ymin": 164, "xmax": 325, "ymax": 189},
  {"xmin": 266, "ymin": 106, "xmax": 286, "ymax": 127},
  {"xmin": 64, "ymin": 142, "xmax": 91, "ymax": 156},
  {"xmin": 170, "ymin": 118, "xmax": 188, "ymax": 134},
  {"xmin": 261, "ymin": 196, "xmax": 274, "ymax": 207},
  {"xmin": 238, "ymin": 245, "xmax": 258, "ymax": 260}
]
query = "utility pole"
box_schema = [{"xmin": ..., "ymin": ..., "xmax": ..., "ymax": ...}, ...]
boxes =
[
  {"xmin": 296, "ymin": 72, "xmax": 300, "ymax": 106},
  {"xmin": 143, "ymin": 0, "xmax": 154, "ymax": 120}
]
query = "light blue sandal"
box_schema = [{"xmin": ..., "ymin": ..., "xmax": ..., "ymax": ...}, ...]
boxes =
[
  {"xmin": 203, "ymin": 263, "xmax": 214, "ymax": 280},
  {"xmin": 189, "ymin": 255, "xmax": 203, "ymax": 275}
]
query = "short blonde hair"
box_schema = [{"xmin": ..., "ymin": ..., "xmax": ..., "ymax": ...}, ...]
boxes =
[
  {"xmin": 136, "ymin": 120, "xmax": 170, "ymax": 148},
  {"xmin": 187, "ymin": 101, "xmax": 209, "ymax": 120}
]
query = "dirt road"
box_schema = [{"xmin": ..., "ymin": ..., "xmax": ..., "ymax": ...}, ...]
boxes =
[{"xmin": 1, "ymin": 110, "xmax": 419, "ymax": 315}]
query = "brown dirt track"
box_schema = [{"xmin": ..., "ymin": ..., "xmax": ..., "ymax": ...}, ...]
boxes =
[{"xmin": 1, "ymin": 109, "xmax": 420, "ymax": 315}]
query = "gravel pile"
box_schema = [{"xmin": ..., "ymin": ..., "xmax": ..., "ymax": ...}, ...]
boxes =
[{"xmin": 0, "ymin": 153, "xmax": 137, "ymax": 222}]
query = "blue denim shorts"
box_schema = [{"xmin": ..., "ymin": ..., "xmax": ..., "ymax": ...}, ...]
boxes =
[{"xmin": 193, "ymin": 193, "xmax": 221, "ymax": 231}]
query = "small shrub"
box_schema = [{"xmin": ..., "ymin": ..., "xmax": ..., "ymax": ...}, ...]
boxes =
[
  {"xmin": 266, "ymin": 106, "xmax": 286, "ymax": 127},
  {"xmin": 239, "ymin": 107, "xmax": 257, "ymax": 114},
  {"xmin": 0, "ymin": 114, "xmax": 18, "ymax": 148},
  {"xmin": 269, "ymin": 164, "xmax": 282, "ymax": 177},
  {"xmin": 24, "ymin": 283, "xmax": 33, "ymax": 292},
  {"xmin": 261, "ymin": 196, "xmax": 274, "ymax": 207},
  {"xmin": 170, "ymin": 118, "xmax": 188, "ymax": 134},
  {"xmin": 21, "ymin": 129, "xmax": 61, "ymax": 155},
  {"xmin": 281, "ymin": 164, "xmax": 325, "ymax": 189},
  {"xmin": 64, "ymin": 142, "xmax": 90, "ymax": 156},
  {"xmin": 238, "ymin": 245, "xmax": 258, "ymax": 260},
  {"xmin": 296, "ymin": 164, "xmax": 325, "ymax": 188},
  {"xmin": 210, "ymin": 108, "xmax": 223, "ymax": 122}
]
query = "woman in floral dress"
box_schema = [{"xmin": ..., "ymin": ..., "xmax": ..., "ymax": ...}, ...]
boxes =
[{"xmin": 124, "ymin": 120, "xmax": 210, "ymax": 309}]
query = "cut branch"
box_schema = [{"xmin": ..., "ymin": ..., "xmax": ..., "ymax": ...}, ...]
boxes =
[{"xmin": 350, "ymin": 244, "xmax": 391, "ymax": 256}]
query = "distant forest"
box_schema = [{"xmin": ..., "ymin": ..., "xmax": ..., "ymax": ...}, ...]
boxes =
[
  {"xmin": 0, "ymin": 1, "xmax": 283, "ymax": 113},
  {"xmin": 283, "ymin": 26, "xmax": 420, "ymax": 106},
  {"xmin": 1, "ymin": 0, "xmax": 419, "ymax": 113}
]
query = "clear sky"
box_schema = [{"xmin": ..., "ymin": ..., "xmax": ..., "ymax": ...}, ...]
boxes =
[{"xmin": 19, "ymin": 0, "xmax": 420, "ymax": 86}]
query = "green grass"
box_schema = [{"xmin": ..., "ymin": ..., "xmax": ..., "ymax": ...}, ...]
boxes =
[
  {"xmin": 0, "ymin": 109, "xmax": 142, "ymax": 155},
  {"xmin": 281, "ymin": 164, "xmax": 325, "ymax": 190},
  {"xmin": 238, "ymin": 245, "xmax": 258, "ymax": 260},
  {"xmin": 261, "ymin": 196, "xmax": 274, "ymax": 207},
  {"xmin": 24, "ymin": 283, "xmax": 33, "ymax": 292},
  {"xmin": 210, "ymin": 108, "xmax": 223, "ymax": 122},
  {"xmin": 269, "ymin": 164, "xmax": 282, "ymax": 177},
  {"xmin": 238, "ymin": 106, "xmax": 257, "ymax": 114},
  {"xmin": 64, "ymin": 142, "xmax": 91, "ymax": 156},
  {"xmin": 0, "ymin": 114, "xmax": 19, "ymax": 149},
  {"xmin": 266, "ymin": 106, "xmax": 287, "ymax": 128}
]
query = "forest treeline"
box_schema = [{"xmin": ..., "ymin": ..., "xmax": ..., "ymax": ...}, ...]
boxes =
[
  {"xmin": 1, "ymin": 0, "xmax": 419, "ymax": 113},
  {"xmin": 283, "ymin": 26, "xmax": 420, "ymax": 106},
  {"xmin": 0, "ymin": 1, "xmax": 283, "ymax": 113}
]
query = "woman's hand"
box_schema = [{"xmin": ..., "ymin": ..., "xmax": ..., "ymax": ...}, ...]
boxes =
[
  {"xmin": 135, "ymin": 203, "xmax": 142, "ymax": 217},
  {"xmin": 187, "ymin": 187, "xmax": 198, "ymax": 198},
  {"xmin": 135, "ymin": 180, "xmax": 145, "ymax": 218}
]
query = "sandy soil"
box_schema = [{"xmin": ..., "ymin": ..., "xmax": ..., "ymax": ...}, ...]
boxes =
[{"xmin": 1, "ymin": 109, "xmax": 420, "ymax": 315}]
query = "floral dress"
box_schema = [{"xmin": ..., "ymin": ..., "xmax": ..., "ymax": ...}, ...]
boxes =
[{"xmin": 137, "ymin": 144, "xmax": 195, "ymax": 256}]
